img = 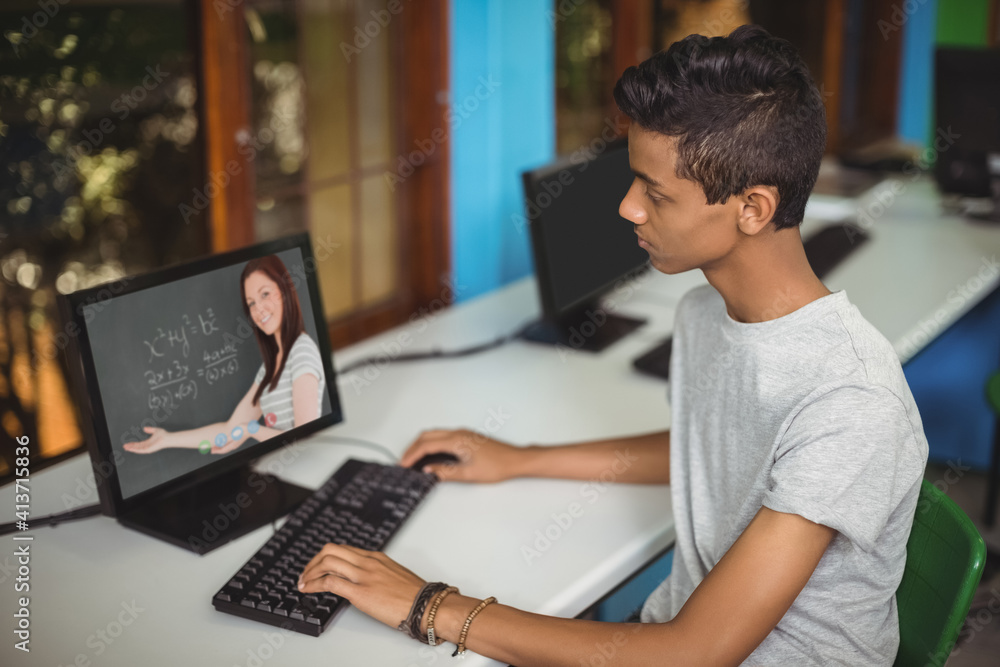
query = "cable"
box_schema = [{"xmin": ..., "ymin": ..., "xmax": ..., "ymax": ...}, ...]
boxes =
[
  {"xmin": 336, "ymin": 320, "xmax": 533, "ymax": 376},
  {"xmin": 0, "ymin": 503, "xmax": 102, "ymax": 536},
  {"xmin": 0, "ymin": 437, "xmax": 396, "ymax": 538},
  {"xmin": 305, "ymin": 435, "xmax": 399, "ymax": 464}
]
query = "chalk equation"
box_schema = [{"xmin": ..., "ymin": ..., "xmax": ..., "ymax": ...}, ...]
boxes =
[
  {"xmin": 143, "ymin": 308, "xmax": 221, "ymax": 362},
  {"xmin": 148, "ymin": 379, "xmax": 198, "ymax": 411},
  {"xmin": 142, "ymin": 310, "xmax": 250, "ymax": 411}
]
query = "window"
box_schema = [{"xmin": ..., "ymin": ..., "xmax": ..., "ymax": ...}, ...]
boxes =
[{"xmin": 0, "ymin": 0, "xmax": 208, "ymax": 476}]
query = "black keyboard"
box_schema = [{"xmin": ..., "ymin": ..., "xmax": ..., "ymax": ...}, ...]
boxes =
[
  {"xmin": 802, "ymin": 222, "xmax": 869, "ymax": 280},
  {"xmin": 632, "ymin": 336, "xmax": 673, "ymax": 380},
  {"xmin": 212, "ymin": 459, "xmax": 437, "ymax": 636}
]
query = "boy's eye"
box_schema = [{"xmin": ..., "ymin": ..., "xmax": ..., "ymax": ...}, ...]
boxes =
[{"xmin": 645, "ymin": 188, "xmax": 668, "ymax": 203}]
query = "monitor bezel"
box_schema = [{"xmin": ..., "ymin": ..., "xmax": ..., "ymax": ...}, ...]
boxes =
[
  {"xmin": 59, "ymin": 233, "xmax": 343, "ymax": 518},
  {"xmin": 521, "ymin": 138, "xmax": 647, "ymax": 319}
]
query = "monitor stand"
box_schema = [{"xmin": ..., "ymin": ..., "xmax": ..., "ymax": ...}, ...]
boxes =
[
  {"xmin": 520, "ymin": 303, "xmax": 645, "ymax": 353},
  {"xmin": 118, "ymin": 464, "xmax": 312, "ymax": 555}
]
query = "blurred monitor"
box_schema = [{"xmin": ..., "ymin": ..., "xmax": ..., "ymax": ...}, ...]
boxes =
[
  {"xmin": 520, "ymin": 139, "xmax": 649, "ymax": 352},
  {"xmin": 934, "ymin": 47, "xmax": 1000, "ymax": 214}
]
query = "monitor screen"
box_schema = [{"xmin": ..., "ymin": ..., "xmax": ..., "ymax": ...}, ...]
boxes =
[
  {"xmin": 934, "ymin": 47, "xmax": 1000, "ymax": 198},
  {"xmin": 62, "ymin": 234, "xmax": 342, "ymax": 509},
  {"xmin": 523, "ymin": 140, "xmax": 649, "ymax": 317}
]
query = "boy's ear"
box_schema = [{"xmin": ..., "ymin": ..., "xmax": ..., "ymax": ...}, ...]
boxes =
[{"xmin": 736, "ymin": 185, "xmax": 779, "ymax": 236}]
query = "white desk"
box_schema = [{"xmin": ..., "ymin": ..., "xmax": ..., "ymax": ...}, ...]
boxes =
[
  {"xmin": 4, "ymin": 176, "xmax": 1000, "ymax": 667},
  {"xmin": 0, "ymin": 275, "xmax": 677, "ymax": 667}
]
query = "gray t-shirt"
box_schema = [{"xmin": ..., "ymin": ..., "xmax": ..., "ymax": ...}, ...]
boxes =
[
  {"xmin": 640, "ymin": 285, "xmax": 928, "ymax": 666},
  {"xmin": 254, "ymin": 333, "xmax": 325, "ymax": 431}
]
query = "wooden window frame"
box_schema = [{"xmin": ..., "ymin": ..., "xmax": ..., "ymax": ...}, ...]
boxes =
[{"xmin": 198, "ymin": 0, "xmax": 450, "ymax": 350}]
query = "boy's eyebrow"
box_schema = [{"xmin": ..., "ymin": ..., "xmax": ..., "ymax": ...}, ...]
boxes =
[{"xmin": 631, "ymin": 168, "xmax": 666, "ymax": 189}]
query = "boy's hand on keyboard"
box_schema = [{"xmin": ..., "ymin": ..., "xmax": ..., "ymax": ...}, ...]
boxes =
[
  {"xmin": 297, "ymin": 544, "xmax": 424, "ymax": 629},
  {"xmin": 401, "ymin": 429, "xmax": 523, "ymax": 483}
]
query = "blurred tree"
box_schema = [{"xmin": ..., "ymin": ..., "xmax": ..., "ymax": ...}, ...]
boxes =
[{"xmin": 0, "ymin": 2, "xmax": 209, "ymax": 477}]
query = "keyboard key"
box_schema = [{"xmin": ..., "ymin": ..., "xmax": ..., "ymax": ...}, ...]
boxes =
[{"xmin": 211, "ymin": 459, "xmax": 437, "ymax": 637}]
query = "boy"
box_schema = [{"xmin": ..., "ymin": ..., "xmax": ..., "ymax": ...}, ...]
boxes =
[{"xmin": 300, "ymin": 25, "xmax": 928, "ymax": 666}]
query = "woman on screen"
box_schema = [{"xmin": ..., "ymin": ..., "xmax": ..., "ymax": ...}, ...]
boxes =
[{"xmin": 123, "ymin": 255, "xmax": 325, "ymax": 455}]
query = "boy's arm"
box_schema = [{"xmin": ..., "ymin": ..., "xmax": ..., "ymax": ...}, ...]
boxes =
[
  {"xmin": 517, "ymin": 430, "xmax": 671, "ymax": 484},
  {"xmin": 299, "ymin": 506, "xmax": 835, "ymax": 666},
  {"xmin": 400, "ymin": 429, "xmax": 671, "ymax": 485}
]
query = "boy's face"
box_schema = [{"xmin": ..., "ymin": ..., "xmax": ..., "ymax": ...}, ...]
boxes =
[{"xmin": 620, "ymin": 125, "xmax": 742, "ymax": 275}]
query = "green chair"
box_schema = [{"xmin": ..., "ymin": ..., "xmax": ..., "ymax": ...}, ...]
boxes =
[{"xmin": 894, "ymin": 480, "xmax": 987, "ymax": 667}]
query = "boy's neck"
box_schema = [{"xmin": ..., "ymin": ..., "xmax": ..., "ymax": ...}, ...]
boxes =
[{"xmin": 702, "ymin": 226, "xmax": 831, "ymax": 324}]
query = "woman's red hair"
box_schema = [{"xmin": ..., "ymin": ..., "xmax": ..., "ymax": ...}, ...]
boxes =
[{"xmin": 240, "ymin": 255, "xmax": 305, "ymax": 406}]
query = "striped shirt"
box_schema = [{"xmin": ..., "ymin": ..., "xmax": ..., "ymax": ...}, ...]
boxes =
[{"xmin": 254, "ymin": 333, "xmax": 325, "ymax": 431}]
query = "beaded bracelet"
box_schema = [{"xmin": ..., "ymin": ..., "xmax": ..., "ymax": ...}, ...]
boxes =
[
  {"xmin": 398, "ymin": 582, "xmax": 448, "ymax": 642},
  {"xmin": 425, "ymin": 586, "xmax": 458, "ymax": 646},
  {"xmin": 452, "ymin": 596, "xmax": 497, "ymax": 657}
]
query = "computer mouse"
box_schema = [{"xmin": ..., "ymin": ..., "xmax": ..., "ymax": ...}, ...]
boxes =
[{"xmin": 409, "ymin": 452, "xmax": 461, "ymax": 471}]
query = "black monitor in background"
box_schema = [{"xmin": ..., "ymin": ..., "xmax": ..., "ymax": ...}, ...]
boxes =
[
  {"xmin": 934, "ymin": 46, "xmax": 1000, "ymax": 220},
  {"xmin": 520, "ymin": 138, "xmax": 649, "ymax": 352},
  {"xmin": 59, "ymin": 234, "xmax": 342, "ymax": 554}
]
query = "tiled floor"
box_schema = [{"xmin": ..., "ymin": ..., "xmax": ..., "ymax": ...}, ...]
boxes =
[{"xmin": 925, "ymin": 463, "xmax": 1000, "ymax": 667}]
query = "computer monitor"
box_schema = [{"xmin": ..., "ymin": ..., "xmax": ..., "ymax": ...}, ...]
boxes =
[
  {"xmin": 934, "ymin": 47, "xmax": 1000, "ymax": 218},
  {"xmin": 520, "ymin": 138, "xmax": 649, "ymax": 352},
  {"xmin": 59, "ymin": 233, "xmax": 342, "ymax": 554}
]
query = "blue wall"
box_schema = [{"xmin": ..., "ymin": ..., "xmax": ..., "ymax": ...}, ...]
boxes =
[
  {"xmin": 895, "ymin": 1, "xmax": 1000, "ymax": 470},
  {"xmin": 896, "ymin": 0, "xmax": 937, "ymax": 144},
  {"xmin": 449, "ymin": 0, "xmax": 555, "ymax": 302},
  {"xmin": 448, "ymin": 2, "xmax": 1000, "ymax": 469}
]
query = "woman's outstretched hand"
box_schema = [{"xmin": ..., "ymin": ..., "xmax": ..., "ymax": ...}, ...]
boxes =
[
  {"xmin": 211, "ymin": 438, "xmax": 245, "ymax": 455},
  {"xmin": 399, "ymin": 429, "xmax": 527, "ymax": 483},
  {"xmin": 297, "ymin": 544, "xmax": 425, "ymax": 630},
  {"xmin": 122, "ymin": 426, "xmax": 171, "ymax": 454}
]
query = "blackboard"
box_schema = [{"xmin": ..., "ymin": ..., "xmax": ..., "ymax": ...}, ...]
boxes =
[{"xmin": 82, "ymin": 247, "xmax": 332, "ymax": 499}]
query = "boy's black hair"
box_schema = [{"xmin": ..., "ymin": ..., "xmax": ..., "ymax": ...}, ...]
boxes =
[{"xmin": 613, "ymin": 25, "xmax": 826, "ymax": 229}]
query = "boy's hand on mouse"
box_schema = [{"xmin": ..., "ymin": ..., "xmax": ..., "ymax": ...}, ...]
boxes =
[{"xmin": 401, "ymin": 429, "xmax": 524, "ymax": 483}]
